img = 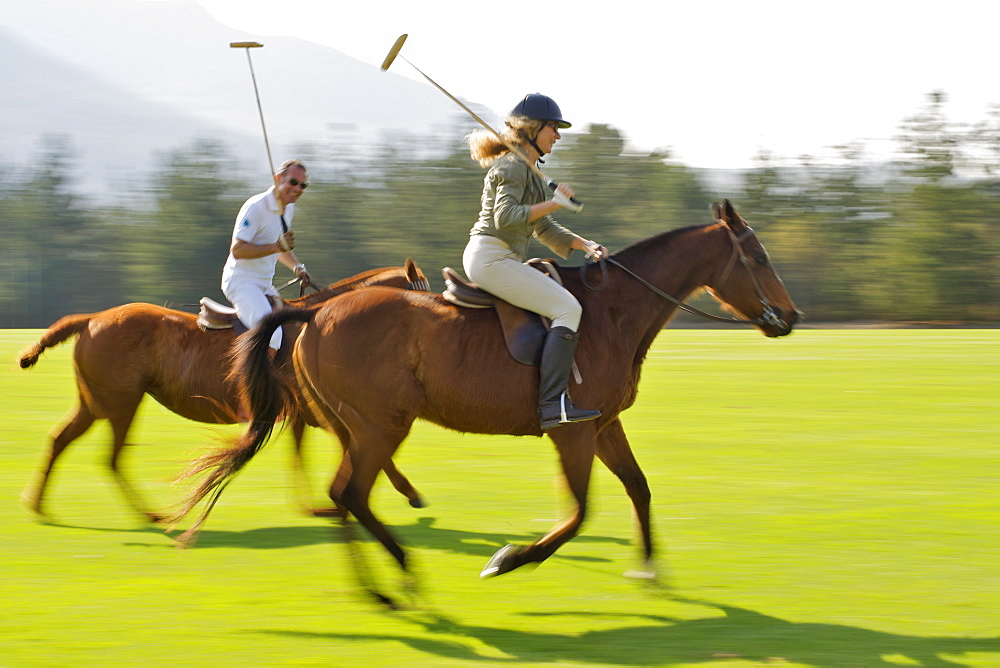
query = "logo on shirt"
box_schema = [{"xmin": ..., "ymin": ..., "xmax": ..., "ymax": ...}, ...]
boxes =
[{"xmin": 241, "ymin": 218, "xmax": 250, "ymax": 228}]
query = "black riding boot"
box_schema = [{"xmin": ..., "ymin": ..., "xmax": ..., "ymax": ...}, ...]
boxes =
[{"xmin": 538, "ymin": 326, "xmax": 601, "ymax": 430}]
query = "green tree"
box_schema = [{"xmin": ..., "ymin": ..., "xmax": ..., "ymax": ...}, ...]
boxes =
[
  {"xmin": 555, "ymin": 124, "xmax": 710, "ymax": 252},
  {"xmin": 125, "ymin": 139, "xmax": 250, "ymax": 306},
  {"xmin": 867, "ymin": 183, "xmax": 999, "ymax": 321},
  {"xmin": 895, "ymin": 90, "xmax": 961, "ymax": 183},
  {"xmin": 5, "ymin": 95, "xmax": 998, "ymax": 328},
  {"xmin": 1, "ymin": 135, "xmax": 122, "ymax": 327},
  {"xmin": 865, "ymin": 92, "xmax": 1000, "ymax": 321}
]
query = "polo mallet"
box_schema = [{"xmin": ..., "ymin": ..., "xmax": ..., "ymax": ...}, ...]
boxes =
[
  {"xmin": 230, "ymin": 41, "xmax": 288, "ymax": 224},
  {"xmin": 380, "ymin": 34, "xmax": 582, "ymax": 210}
]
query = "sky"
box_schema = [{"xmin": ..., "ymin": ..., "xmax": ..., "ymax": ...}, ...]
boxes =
[{"xmin": 190, "ymin": 0, "xmax": 999, "ymax": 169}]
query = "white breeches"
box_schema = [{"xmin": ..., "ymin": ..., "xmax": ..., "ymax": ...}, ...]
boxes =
[{"xmin": 223, "ymin": 280, "xmax": 282, "ymax": 350}]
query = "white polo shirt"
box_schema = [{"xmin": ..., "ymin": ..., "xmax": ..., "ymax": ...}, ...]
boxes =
[{"xmin": 221, "ymin": 186, "xmax": 296, "ymax": 291}]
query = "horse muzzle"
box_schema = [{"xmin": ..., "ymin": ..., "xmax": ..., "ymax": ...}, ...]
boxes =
[{"xmin": 758, "ymin": 306, "xmax": 801, "ymax": 337}]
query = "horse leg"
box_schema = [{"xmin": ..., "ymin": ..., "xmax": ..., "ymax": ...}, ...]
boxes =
[
  {"xmin": 287, "ymin": 416, "xmax": 324, "ymax": 516},
  {"xmin": 596, "ymin": 418, "xmax": 656, "ymax": 579},
  {"xmin": 299, "ymin": 362, "xmax": 426, "ymax": 513},
  {"xmin": 325, "ymin": 422, "xmax": 414, "ymax": 608},
  {"xmin": 382, "ymin": 459, "xmax": 426, "ymax": 509},
  {"xmin": 482, "ymin": 427, "xmax": 597, "ymax": 577},
  {"xmin": 106, "ymin": 407, "xmax": 163, "ymax": 524},
  {"xmin": 332, "ymin": 429, "xmax": 409, "ymax": 570},
  {"xmin": 22, "ymin": 403, "xmax": 96, "ymax": 517},
  {"xmin": 296, "ymin": 415, "xmax": 425, "ymax": 517}
]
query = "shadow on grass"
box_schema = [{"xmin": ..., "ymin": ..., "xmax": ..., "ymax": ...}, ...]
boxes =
[
  {"xmin": 259, "ymin": 594, "xmax": 1000, "ymax": 667},
  {"xmin": 50, "ymin": 515, "xmax": 629, "ymax": 561}
]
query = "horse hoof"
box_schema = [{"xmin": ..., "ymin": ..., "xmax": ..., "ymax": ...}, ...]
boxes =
[
  {"xmin": 480, "ymin": 544, "xmax": 516, "ymax": 578},
  {"xmin": 623, "ymin": 557, "xmax": 658, "ymax": 580},
  {"xmin": 371, "ymin": 590, "xmax": 399, "ymax": 609},
  {"xmin": 408, "ymin": 497, "xmax": 426, "ymax": 509},
  {"xmin": 309, "ymin": 507, "xmax": 339, "ymax": 518},
  {"xmin": 624, "ymin": 569, "xmax": 657, "ymax": 580},
  {"xmin": 20, "ymin": 490, "xmax": 42, "ymax": 514}
]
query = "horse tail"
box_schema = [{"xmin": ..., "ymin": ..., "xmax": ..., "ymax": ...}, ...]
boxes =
[
  {"xmin": 169, "ymin": 306, "xmax": 318, "ymax": 547},
  {"xmin": 18, "ymin": 313, "xmax": 94, "ymax": 368}
]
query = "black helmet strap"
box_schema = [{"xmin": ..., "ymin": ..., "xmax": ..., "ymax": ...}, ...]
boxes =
[
  {"xmin": 528, "ymin": 135, "xmax": 546, "ymax": 163},
  {"xmin": 525, "ymin": 120, "xmax": 550, "ymax": 163}
]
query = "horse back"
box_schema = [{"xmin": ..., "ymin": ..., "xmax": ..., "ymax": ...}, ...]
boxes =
[
  {"xmin": 67, "ymin": 303, "xmax": 239, "ymax": 418},
  {"xmin": 298, "ymin": 287, "xmax": 546, "ymax": 435}
]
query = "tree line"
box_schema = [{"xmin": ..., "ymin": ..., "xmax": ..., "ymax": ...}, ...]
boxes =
[{"xmin": 3, "ymin": 91, "xmax": 998, "ymax": 328}]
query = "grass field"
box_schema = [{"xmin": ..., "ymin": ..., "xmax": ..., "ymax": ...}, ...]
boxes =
[{"xmin": 2, "ymin": 328, "xmax": 998, "ymax": 667}]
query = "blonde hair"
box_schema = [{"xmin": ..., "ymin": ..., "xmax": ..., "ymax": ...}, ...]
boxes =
[{"xmin": 467, "ymin": 115, "xmax": 545, "ymax": 167}]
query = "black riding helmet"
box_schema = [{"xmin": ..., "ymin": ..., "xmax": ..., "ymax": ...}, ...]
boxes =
[{"xmin": 509, "ymin": 94, "xmax": 572, "ymax": 129}]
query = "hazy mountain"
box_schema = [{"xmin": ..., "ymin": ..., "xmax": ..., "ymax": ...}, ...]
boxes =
[
  {"xmin": 1, "ymin": 26, "xmax": 253, "ymax": 193},
  {"xmin": 0, "ymin": 0, "xmax": 473, "ymax": 196}
]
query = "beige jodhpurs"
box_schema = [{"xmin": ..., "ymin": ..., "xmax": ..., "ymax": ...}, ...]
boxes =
[{"xmin": 463, "ymin": 234, "xmax": 582, "ymax": 332}]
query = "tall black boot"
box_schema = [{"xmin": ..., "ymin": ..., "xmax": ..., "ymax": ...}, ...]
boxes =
[{"xmin": 538, "ymin": 326, "xmax": 601, "ymax": 430}]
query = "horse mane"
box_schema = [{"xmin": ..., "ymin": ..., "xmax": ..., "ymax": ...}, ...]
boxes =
[{"xmin": 610, "ymin": 223, "xmax": 713, "ymax": 265}]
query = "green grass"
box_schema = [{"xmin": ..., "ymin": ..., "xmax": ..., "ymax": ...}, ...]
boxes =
[{"xmin": 1, "ymin": 328, "xmax": 998, "ymax": 667}]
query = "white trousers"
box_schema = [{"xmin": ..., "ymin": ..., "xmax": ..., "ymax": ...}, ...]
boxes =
[
  {"xmin": 223, "ymin": 280, "xmax": 282, "ymax": 350},
  {"xmin": 463, "ymin": 235, "xmax": 582, "ymax": 332}
]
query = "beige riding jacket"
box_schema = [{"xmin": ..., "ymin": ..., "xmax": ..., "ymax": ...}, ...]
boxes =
[{"xmin": 469, "ymin": 152, "xmax": 576, "ymax": 262}]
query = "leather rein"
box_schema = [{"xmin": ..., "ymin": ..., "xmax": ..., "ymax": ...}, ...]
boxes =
[{"xmin": 581, "ymin": 223, "xmax": 787, "ymax": 329}]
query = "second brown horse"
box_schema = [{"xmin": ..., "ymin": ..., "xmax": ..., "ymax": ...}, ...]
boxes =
[{"xmin": 19, "ymin": 260, "xmax": 429, "ymax": 522}]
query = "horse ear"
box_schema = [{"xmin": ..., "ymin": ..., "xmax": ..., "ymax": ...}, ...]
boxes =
[
  {"xmin": 711, "ymin": 201, "xmax": 723, "ymax": 221},
  {"xmin": 723, "ymin": 200, "xmax": 748, "ymax": 231}
]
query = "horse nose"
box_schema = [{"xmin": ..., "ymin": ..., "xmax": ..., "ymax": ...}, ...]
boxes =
[
  {"xmin": 768, "ymin": 306, "xmax": 801, "ymax": 333},
  {"xmin": 774, "ymin": 307, "xmax": 801, "ymax": 325}
]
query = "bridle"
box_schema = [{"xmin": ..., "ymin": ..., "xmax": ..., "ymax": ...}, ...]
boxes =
[
  {"xmin": 582, "ymin": 222, "xmax": 788, "ymax": 329},
  {"xmin": 714, "ymin": 224, "xmax": 787, "ymax": 328}
]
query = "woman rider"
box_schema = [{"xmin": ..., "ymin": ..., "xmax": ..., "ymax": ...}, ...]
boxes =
[{"xmin": 463, "ymin": 93, "xmax": 607, "ymax": 430}]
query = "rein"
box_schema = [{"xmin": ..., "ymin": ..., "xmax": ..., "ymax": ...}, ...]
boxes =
[
  {"xmin": 581, "ymin": 223, "xmax": 786, "ymax": 329},
  {"xmin": 275, "ymin": 276, "xmax": 314, "ymax": 298}
]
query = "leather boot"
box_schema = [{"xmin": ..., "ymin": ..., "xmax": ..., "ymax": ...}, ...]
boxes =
[{"xmin": 538, "ymin": 326, "xmax": 601, "ymax": 430}]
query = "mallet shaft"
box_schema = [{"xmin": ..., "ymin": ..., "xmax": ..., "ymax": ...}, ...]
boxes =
[
  {"xmin": 380, "ymin": 34, "xmax": 582, "ymax": 209},
  {"xmin": 231, "ymin": 41, "xmax": 285, "ymax": 218}
]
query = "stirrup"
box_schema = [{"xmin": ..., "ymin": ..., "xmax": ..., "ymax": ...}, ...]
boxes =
[{"xmin": 540, "ymin": 393, "xmax": 601, "ymax": 430}]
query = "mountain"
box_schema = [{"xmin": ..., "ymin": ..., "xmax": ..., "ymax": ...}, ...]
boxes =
[
  {"xmin": 0, "ymin": 25, "xmax": 253, "ymax": 193},
  {"xmin": 0, "ymin": 0, "xmax": 471, "ymax": 196}
]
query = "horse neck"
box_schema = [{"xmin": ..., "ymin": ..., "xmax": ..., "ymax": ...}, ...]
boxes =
[{"xmin": 579, "ymin": 223, "xmax": 726, "ymax": 356}]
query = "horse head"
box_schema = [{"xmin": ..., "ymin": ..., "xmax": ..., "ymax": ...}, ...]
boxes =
[{"xmin": 705, "ymin": 200, "xmax": 801, "ymax": 337}]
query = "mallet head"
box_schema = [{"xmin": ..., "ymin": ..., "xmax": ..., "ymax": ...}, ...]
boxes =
[
  {"xmin": 380, "ymin": 34, "xmax": 408, "ymax": 71},
  {"xmin": 230, "ymin": 41, "xmax": 264, "ymax": 48}
]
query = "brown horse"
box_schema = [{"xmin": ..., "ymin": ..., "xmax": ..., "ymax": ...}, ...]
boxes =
[
  {"xmin": 18, "ymin": 259, "xmax": 429, "ymax": 522},
  {"xmin": 173, "ymin": 201, "xmax": 800, "ymax": 601}
]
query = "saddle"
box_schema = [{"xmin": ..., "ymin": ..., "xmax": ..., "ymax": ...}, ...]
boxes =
[
  {"xmin": 196, "ymin": 295, "xmax": 284, "ymax": 334},
  {"xmin": 442, "ymin": 260, "xmax": 558, "ymax": 367}
]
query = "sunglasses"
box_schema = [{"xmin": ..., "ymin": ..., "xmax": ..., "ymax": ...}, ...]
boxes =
[{"xmin": 286, "ymin": 177, "xmax": 309, "ymax": 189}]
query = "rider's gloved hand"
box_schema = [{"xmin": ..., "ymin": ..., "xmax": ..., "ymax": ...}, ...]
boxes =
[
  {"xmin": 582, "ymin": 240, "xmax": 606, "ymax": 260},
  {"xmin": 551, "ymin": 184, "xmax": 582, "ymax": 213}
]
